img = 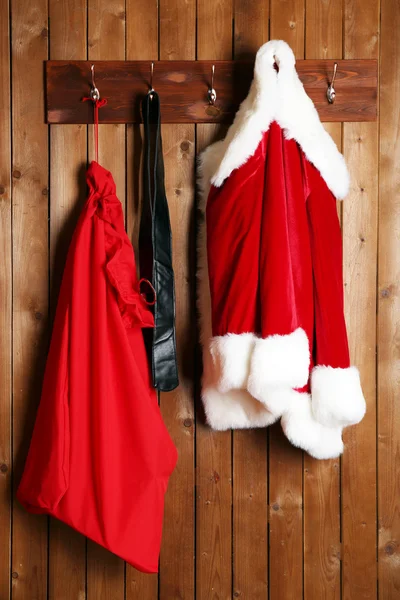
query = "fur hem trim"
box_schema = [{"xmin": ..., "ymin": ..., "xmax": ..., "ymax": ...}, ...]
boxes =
[
  {"xmin": 311, "ymin": 365, "xmax": 366, "ymax": 428},
  {"xmin": 202, "ymin": 39, "xmax": 349, "ymax": 200},
  {"xmin": 202, "ymin": 385, "xmax": 279, "ymax": 431},
  {"xmin": 210, "ymin": 333, "xmax": 257, "ymax": 392},
  {"xmin": 247, "ymin": 328, "xmax": 310, "ymax": 409},
  {"xmin": 280, "ymin": 392, "xmax": 344, "ymax": 459}
]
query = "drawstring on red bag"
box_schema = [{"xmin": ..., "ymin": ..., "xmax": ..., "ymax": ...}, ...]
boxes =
[
  {"xmin": 82, "ymin": 66, "xmax": 155, "ymax": 307},
  {"xmin": 82, "ymin": 64, "xmax": 108, "ymax": 163}
]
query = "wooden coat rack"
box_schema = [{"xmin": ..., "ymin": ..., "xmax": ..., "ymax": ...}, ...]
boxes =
[{"xmin": 46, "ymin": 60, "xmax": 378, "ymax": 124}]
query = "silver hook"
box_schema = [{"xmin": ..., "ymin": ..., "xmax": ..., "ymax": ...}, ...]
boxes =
[
  {"xmin": 149, "ymin": 62, "xmax": 155, "ymax": 100},
  {"xmin": 90, "ymin": 64, "xmax": 100, "ymax": 101},
  {"xmin": 327, "ymin": 62, "xmax": 338, "ymax": 104},
  {"xmin": 208, "ymin": 64, "xmax": 217, "ymax": 105}
]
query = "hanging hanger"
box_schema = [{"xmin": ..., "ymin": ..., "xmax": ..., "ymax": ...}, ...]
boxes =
[
  {"xmin": 149, "ymin": 62, "xmax": 155, "ymax": 100},
  {"xmin": 82, "ymin": 64, "xmax": 107, "ymax": 163},
  {"xmin": 208, "ymin": 65, "xmax": 217, "ymax": 105},
  {"xmin": 327, "ymin": 62, "xmax": 338, "ymax": 104}
]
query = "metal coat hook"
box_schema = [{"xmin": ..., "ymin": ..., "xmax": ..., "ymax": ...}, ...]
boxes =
[
  {"xmin": 208, "ymin": 64, "xmax": 217, "ymax": 105},
  {"xmin": 149, "ymin": 62, "xmax": 155, "ymax": 100},
  {"xmin": 90, "ymin": 64, "xmax": 100, "ymax": 101},
  {"xmin": 327, "ymin": 62, "xmax": 338, "ymax": 104}
]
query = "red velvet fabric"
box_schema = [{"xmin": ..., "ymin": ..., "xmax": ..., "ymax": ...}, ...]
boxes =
[
  {"xmin": 17, "ymin": 161, "xmax": 178, "ymax": 573},
  {"xmin": 206, "ymin": 121, "xmax": 350, "ymax": 380}
]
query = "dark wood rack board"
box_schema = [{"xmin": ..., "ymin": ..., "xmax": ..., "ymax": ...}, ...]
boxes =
[{"xmin": 46, "ymin": 59, "xmax": 378, "ymax": 124}]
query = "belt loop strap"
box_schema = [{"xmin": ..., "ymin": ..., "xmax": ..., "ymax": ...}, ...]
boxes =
[{"xmin": 139, "ymin": 91, "xmax": 179, "ymax": 392}]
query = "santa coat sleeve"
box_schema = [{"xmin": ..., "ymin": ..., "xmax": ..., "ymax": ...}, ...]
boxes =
[{"xmin": 306, "ymin": 170, "xmax": 366, "ymax": 430}]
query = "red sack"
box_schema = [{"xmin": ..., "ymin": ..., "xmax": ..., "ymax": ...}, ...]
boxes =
[{"xmin": 17, "ymin": 161, "xmax": 178, "ymax": 573}]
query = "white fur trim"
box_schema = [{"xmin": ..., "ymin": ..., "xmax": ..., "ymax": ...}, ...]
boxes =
[
  {"xmin": 197, "ymin": 146, "xmax": 278, "ymax": 430},
  {"xmin": 207, "ymin": 40, "xmax": 349, "ymax": 200},
  {"xmin": 202, "ymin": 385, "xmax": 278, "ymax": 431},
  {"xmin": 311, "ymin": 366, "xmax": 366, "ymax": 428},
  {"xmin": 210, "ymin": 333, "xmax": 256, "ymax": 392},
  {"xmin": 247, "ymin": 328, "xmax": 310, "ymax": 412},
  {"xmin": 250, "ymin": 386, "xmax": 303, "ymax": 420},
  {"xmin": 281, "ymin": 392, "xmax": 344, "ymax": 459}
]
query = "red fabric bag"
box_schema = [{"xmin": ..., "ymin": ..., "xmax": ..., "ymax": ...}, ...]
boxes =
[{"xmin": 17, "ymin": 161, "xmax": 178, "ymax": 573}]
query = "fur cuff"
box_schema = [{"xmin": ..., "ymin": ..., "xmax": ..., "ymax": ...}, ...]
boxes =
[
  {"xmin": 209, "ymin": 333, "xmax": 256, "ymax": 392},
  {"xmin": 247, "ymin": 328, "xmax": 310, "ymax": 411},
  {"xmin": 280, "ymin": 392, "xmax": 344, "ymax": 459},
  {"xmin": 202, "ymin": 385, "xmax": 278, "ymax": 431},
  {"xmin": 311, "ymin": 366, "xmax": 366, "ymax": 428}
]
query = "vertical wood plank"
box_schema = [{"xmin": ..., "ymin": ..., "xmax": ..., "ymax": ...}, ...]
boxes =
[
  {"xmin": 231, "ymin": 12, "xmax": 269, "ymax": 600},
  {"xmin": 125, "ymin": 1, "xmax": 158, "ymax": 598},
  {"xmin": 378, "ymin": 0, "xmax": 400, "ymax": 596},
  {"xmin": 159, "ymin": 1, "xmax": 196, "ymax": 599},
  {"xmin": 196, "ymin": 122, "xmax": 232, "ymax": 600},
  {"xmin": 305, "ymin": 0, "xmax": 342, "ymax": 59},
  {"xmin": 268, "ymin": 4, "xmax": 305, "ymax": 599},
  {"xmin": 48, "ymin": 0, "xmax": 87, "ymax": 597},
  {"xmin": 0, "ymin": 3, "xmax": 390, "ymax": 600},
  {"xmin": 0, "ymin": 0, "xmax": 12, "ymax": 598},
  {"xmin": 159, "ymin": 123, "xmax": 196, "ymax": 600},
  {"xmin": 268, "ymin": 440, "xmax": 303, "ymax": 600},
  {"xmin": 270, "ymin": 0, "xmax": 305, "ymax": 58},
  {"xmin": 11, "ymin": 0, "xmax": 49, "ymax": 598},
  {"xmin": 303, "ymin": 2, "xmax": 342, "ymax": 599},
  {"xmin": 87, "ymin": 1, "xmax": 126, "ymax": 598},
  {"xmin": 88, "ymin": 0, "xmax": 126, "ymax": 208},
  {"xmin": 196, "ymin": 2, "xmax": 233, "ymax": 600},
  {"xmin": 234, "ymin": 0, "xmax": 268, "ymax": 59},
  {"xmin": 342, "ymin": 1, "xmax": 379, "ymax": 598},
  {"xmin": 342, "ymin": 120, "xmax": 378, "ymax": 600},
  {"xmin": 303, "ymin": 126, "xmax": 342, "ymax": 600}
]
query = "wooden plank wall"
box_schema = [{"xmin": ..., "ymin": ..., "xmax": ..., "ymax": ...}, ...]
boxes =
[{"xmin": 0, "ymin": 0, "xmax": 399, "ymax": 598}]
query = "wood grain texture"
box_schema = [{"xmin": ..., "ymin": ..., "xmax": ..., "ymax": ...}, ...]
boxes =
[
  {"xmin": 234, "ymin": 0, "xmax": 268, "ymax": 58},
  {"xmin": 160, "ymin": 0, "xmax": 196, "ymax": 61},
  {"xmin": 196, "ymin": 2, "xmax": 233, "ymax": 598},
  {"xmin": 0, "ymin": 0, "xmax": 12, "ymax": 598},
  {"xmin": 195, "ymin": 124, "xmax": 233, "ymax": 600},
  {"xmin": 46, "ymin": 59, "xmax": 378, "ymax": 124},
  {"xmin": 158, "ymin": 123, "xmax": 196, "ymax": 600},
  {"xmin": 268, "ymin": 431, "xmax": 304, "ymax": 600},
  {"xmin": 270, "ymin": 0, "xmax": 305, "ymax": 57},
  {"xmin": 303, "ymin": 2, "xmax": 342, "ymax": 598},
  {"xmin": 48, "ymin": 1, "xmax": 87, "ymax": 597},
  {"xmin": 268, "ymin": 5, "xmax": 304, "ymax": 598},
  {"xmin": 1, "ymin": 0, "xmax": 398, "ymax": 598},
  {"xmin": 88, "ymin": 0, "xmax": 126, "ymax": 207},
  {"xmin": 303, "ymin": 122, "xmax": 342, "ymax": 600},
  {"xmin": 158, "ymin": 1, "xmax": 196, "ymax": 598},
  {"xmin": 305, "ymin": 0, "xmax": 342, "ymax": 59},
  {"xmin": 378, "ymin": 0, "xmax": 400, "ymax": 596},
  {"xmin": 342, "ymin": 0, "xmax": 379, "ymax": 598},
  {"xmin": 342, "ymin": 120, "xmax": 378, "ymax": 600},
  {"xmin": 87, "ymin": 1, "xmax": 126, "ymax": 597},
  {"xmin": 11, "ymin": 0, "xmax": 50, "ymax": 599},
  {"xmin": 231, "ymin": 6, "xmax": 269, "ymax": 599},
  {"xmin": 232, "ymin": 429, "xmax": 268, "ymax": 599},
  {"xmin": 125, "ymin": 1, "xmax": 158, "ymax": 597},
  {"xmin": 197, "ymin": 0, "xmax": 233, "ymax": 60}
]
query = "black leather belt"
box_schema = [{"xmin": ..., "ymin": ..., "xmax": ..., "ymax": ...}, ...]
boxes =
[{"xmin": 139, "ymin": 90, "xmax": 179, "ymax": 392}]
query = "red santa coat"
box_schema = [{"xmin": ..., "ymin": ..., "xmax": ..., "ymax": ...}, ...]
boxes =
[
  {"xmin": 17, "ymin": 161, "xmax": 177, "ymax": 572},
  {"xmin": 198, "ymin": 40, "xmax": 366, "ymax": 459}
]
